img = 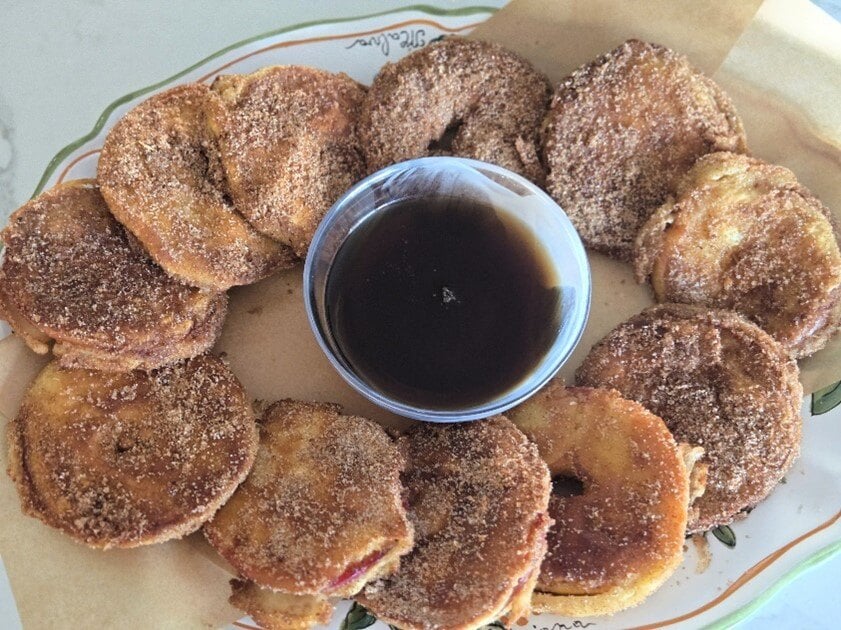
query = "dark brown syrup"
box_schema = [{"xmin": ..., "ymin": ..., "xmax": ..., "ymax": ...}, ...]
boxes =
[{"xmin": 326, "ymin": 196, "xmax": 560, "ymax": 410}]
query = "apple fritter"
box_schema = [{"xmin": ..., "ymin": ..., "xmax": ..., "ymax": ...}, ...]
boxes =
[
  {"xmin": 358, "ymin": 417, "xmax": 552, "ymax": 630},
  {"xmin": 358, "ymin": 38, "xmax": 550, "ymax": 184},
  {"xmin": 7, "ymin": 355, "xmax": 258, "ymax": 549},
  {"xmin": 635, "ymin": 151, "xmax": 841, "ymax": 358},
  {"xmin": 0, "ymin": 180, "xmax": 226, "ymax": 371},
  {"xmin": 204, "ymin": 400, "xmax": 413, "ymax": 598},
  {"xmin": 542, "ymin": 39, "xmax": 747, "ymax": 260},
  {"xmin": 509, "ymin": 383, "xmax": 700, "ymax": 617},
  {"xmin": 576, "ymin": 304, "xmax": 802, "ymax": 533},
  {"xmin": 206, "ymin": 66, "xmax": 367, "ymax": 258},
  {"xmin": 229, "ymin": 579, "xmax": 332, "ymax": 630},
  {"xmin": 98, "ymin": 83, "xmax": 295, "ymax": 290}
]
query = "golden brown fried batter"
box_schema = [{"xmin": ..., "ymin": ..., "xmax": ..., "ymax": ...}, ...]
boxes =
[
  {"xmin": 509, "ymin": 383, "xmax": 699, "ymax": 617},
  {"xmin": 7, "ymin": 355, "xmax": 258, "ymax": 549},
  {"xmin": 98, "ymin": 83, "xmax": 295, "ymax": 290},
  {"xmin": 576, "ymin": 304, "xmax": 802, "ymax": 533},
  {"xmin": 204, "ymin": 400, "xmax": 413, "ymax": 597},
  {"xmin": 358, "ymin": 417, "xmax": 551, "ymax": 630},
  {"xmin": 206, "ymin": 66, "xmax": 367, "ymax": 258},
  {"xmin": 635, "ymin": 151, "xmax": 841, "ymax": 358},
  {"xmin": 542, "ymin": 39, "xmax": 747, "ymax": 260},
  {"xmin": 360, "ymin": 37, "xmax": 551, "ymax": 183},
  {"xmin": 48, "ymin": 293, "xmax": 227, "ymax": 372},
  {"xmin": 0, "ymin": 180, "xmax": 226, "ymax": 371},
  {"xmin": 229, "ymin": 579, "xmax": 332, "ymax": 630}
]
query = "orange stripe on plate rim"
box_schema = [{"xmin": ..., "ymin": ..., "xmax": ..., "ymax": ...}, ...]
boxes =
[{"xmin": 628, "ymin": 509, "xmax": 841, "ymax": 630}]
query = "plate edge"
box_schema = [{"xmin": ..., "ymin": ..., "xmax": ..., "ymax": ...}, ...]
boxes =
[
  {"xmin": 16, "ymin": 3, "xmax": 841, "ymax": 628},
  {"xmin": 703, "ymin": 538, "xmax": 841, "ymax": 629},
  {"xmin": 29, "ymin": 3, "xmax": 497, "ymax": 198}
]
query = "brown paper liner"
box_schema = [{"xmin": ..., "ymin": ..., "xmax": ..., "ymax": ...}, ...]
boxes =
[{"xmin": 2, "ymin": 0, "xmax": 841, "ymax": 626}]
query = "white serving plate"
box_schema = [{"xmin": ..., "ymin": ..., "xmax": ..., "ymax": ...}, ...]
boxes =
[{"xmin": 2, "ymin": 5, "xmax": 839, "ymax": 630}]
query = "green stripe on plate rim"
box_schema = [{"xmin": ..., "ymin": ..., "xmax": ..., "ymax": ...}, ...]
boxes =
[
  {"xmin": 31, "ymin": 4, "xmax": 498, "ymax": 198},
  {"xmin": 21, "ymin": 3, "xmax": 841, "ymax": 628},
  {"xmin": 704, "ymin": 538, "xmax": 841, "ymax": 629}
]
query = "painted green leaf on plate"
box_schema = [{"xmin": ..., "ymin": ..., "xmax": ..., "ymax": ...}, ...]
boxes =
[
  {"xmin": 341, "ymin": 602, "xmax": 376, "ymax": 630},
  {"xmin": 811, "ymin": 380, "xmax": 841, "ymax": 415},
  {"xmin": 712, "ymin": 524, "xmax": 737, "ymax": 548}
]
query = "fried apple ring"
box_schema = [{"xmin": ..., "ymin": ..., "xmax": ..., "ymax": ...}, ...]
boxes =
[
  {"xmin": 359, "ymin": 38, "xmax": 551, "ymax": 183},
  {"xmin": 576, "ymin": 304, "xmax": 802, "ymax": 533},
  {"xmin": 204, "ymin": 400, "xmax": 413, "ymax": 597},
  {"xmin": 0, "ymin": 180, "xmax": 226, "ymax": 371},
  {"xmin": 7, "ymin": 355, "xmax": 258, "ymax": 549},
  {"xmin": 509, "ymin": 383, "xmax": 700, "ymax": 616},
  {"xmin": 358, "ymin": 417, "xmax": 551, "ymax": 630},
  {"xmin": 205, "ymin": 66, "xmax": 367, "ymax": 257},
  {"xmin": 98, "ymin": 83, "xmax": 295, "ymax": 290},
  {"xmin": 542, "ymin": 39, "xmax": 747, "ymax": 260},
  {"xmin": 635, "ymin": 151, "xmax": 841, "ymax": 358},
  {"xmin": 229, "ymin": 579, "xmax": 333, "ymax": 630}
]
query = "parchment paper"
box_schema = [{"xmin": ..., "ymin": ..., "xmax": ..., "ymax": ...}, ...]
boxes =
[
  {"xmin": 1, "ymin": 0, "xmax": 840, "ymax": 627},
  {"xmin": 471, "ymin": 0, "xmax": 841, "ymax": 393}
]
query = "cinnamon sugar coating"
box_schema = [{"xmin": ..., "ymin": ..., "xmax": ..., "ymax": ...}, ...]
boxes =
[
  {"xmin": 635, "ymin": 151, "xmax": 841, "ymax": 358},
  {"xmin": 7, "ymin": 355, "xmax": 258, "ymax": 549},
  {"xmin": 509, "ymin": 384, "xmax": 695, "ymax": 616},
  {"xmin": 360, "ymin": 38, "xmax": 551, "ymax": 183},
  {"xmin": 542, "ymin": 39, "xmax": 747, "ymax": 260},
  {"xmin": 204, "ymin": 400, "xmax": 413, "ymax": 597},
  {"xmin": 98, "ymin": 83, "xmax": 295, "ymax": 290},
  {"xmin": 229, "ymin": 579, "xmax": 333, "ymax": 630},
  {"xmin": 206, "ymin": 66, "xmax": 367, "ymax": 258},
  {"xmin": 359, "ymin": 417, "xmax": 551, "ymax": 630},
  {"xmin": 0, "ymin": 181, "xmax": 226, "ymax": 371},
  {"xmin": 577, "ymin": 304, "xmax": 802, "ymax": 533}
]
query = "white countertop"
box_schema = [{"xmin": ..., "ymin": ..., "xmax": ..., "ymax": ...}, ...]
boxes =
[{"xmin": 0, "ymin": 2, "xmax": 838, "ymax": 628}]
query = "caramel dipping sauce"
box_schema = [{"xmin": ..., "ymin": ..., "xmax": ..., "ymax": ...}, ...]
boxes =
[{"xmin": 325, "ymin": 196, "xmax": 560, "ymax": 410}]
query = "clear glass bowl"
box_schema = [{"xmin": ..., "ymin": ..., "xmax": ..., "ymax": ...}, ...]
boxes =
[{"xmin": 304, "ymin": 157, "xmax": 590, "ymax": 422}]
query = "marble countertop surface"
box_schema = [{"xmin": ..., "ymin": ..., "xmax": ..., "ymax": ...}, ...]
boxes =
[{"xmin": 0, "ymin": 2, "xmax": 838, "ymax": 629}]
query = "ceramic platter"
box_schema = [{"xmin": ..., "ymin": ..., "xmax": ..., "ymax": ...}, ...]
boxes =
[{"xmin": 4, "ymin": 5, "xmax": 840, "ymax": 630}]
